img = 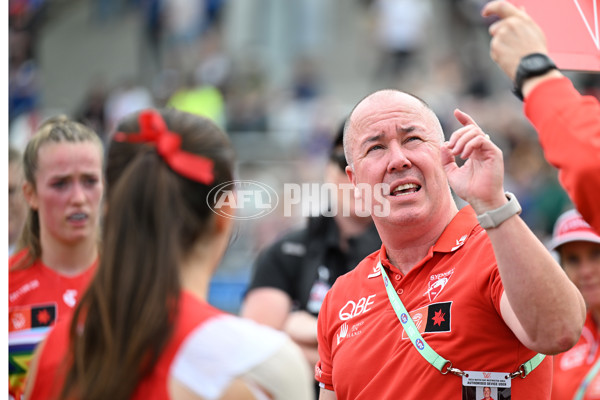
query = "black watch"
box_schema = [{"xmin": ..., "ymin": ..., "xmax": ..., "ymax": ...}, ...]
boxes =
[{"xmin": 512, "ymin": 53, "xmax": 557, "ymax": 101}]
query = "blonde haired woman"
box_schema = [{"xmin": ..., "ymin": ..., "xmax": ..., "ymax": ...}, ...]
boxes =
[{"xmin": 9, "ymin": 116, "xmax": 104, "ymax": 399}]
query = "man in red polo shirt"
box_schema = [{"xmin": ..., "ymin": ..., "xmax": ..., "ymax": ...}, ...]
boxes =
[{"xmin": 315, "ymin": 90, "xmax": 586, "ymax": 399}]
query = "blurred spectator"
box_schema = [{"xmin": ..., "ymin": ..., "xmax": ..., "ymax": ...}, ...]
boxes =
[
  {"xmin": 9, "ymin": 31, "xmax": 40, "ymax": 126},
  {"xmin": 268, "ymin": 55, "xmax": 342, "ymax": 158},
  {"xmin": 549, "ymin": 210, "xmax": 600, "ymax": 400},
  {"xmin": 9, "ymin": 0, "xmax": 55, "ymax": 149},
  {"xmin": 167, "ymin": 30, "xmax": 230, "ymax": 128},
  {"xmin": 139, "ymin": 0, "xmax": 165, "ymax": 84},
  {"xmin": 162, "ymin": 0, "xmax": 207, "ymax": 71},
  {"xmin": 9, "ymin": 147, "xmax": 28, "ymax": 256},
  {"xmin": 369, "ymin": 0, "xmax": 431, "ymax": 84},
  {"xmin": 168, "ymin": 76, "xmax": 225, "ymax": 128},
  {"xmin": 225, "ymin": 61, "xmax": 269, "ymax": 133},
  {"xmin": 104, "ymin": 78, "xmax": 154, "ymax": 136},
  {"xmin": 152, "ymin": 68, "xmax": 181, "ymax": 107},
  {"xmin": 74, "ymin": 78, "xmax": 109, "ymax": 142},
  {"xmin": 205, "ymin": 0, "xmax": 226, "ymax": 31},
  {"xmin": 504, "ymin": 136, "xmax": 571, "ymax": 240},
  {"xmin": 195, "ymin": 27, "xmax": 232, "ymax": 93},
  {"xmin": 9, "ymin": 0, "xmax": 47, "ymax": 62},
  {"xmin": 445, "ymin": 0, "xmax": 496, "ymax": 97}
]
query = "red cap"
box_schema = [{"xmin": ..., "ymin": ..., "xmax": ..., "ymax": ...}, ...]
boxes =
[{"xmin": 550, "ymin": 209, "xmax": 600, "ymax": 251}]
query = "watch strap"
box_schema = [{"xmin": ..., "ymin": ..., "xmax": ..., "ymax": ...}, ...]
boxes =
[
  {"xmin": 512, "ymin": 53, "xmax": 557, "ymax": 101},
  {"xmin": 476, "ymin": 192, "xmax": 522, "ymax": 229}
]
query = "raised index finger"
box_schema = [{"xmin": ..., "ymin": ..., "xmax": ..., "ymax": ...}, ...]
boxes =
[{"xmin": 454, "ymin": 109, "xmax": 480, "ymax": 128}]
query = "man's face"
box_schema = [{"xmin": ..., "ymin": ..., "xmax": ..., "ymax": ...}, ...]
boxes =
[
  {"xmin": 346, "ymin": 91, "xmax": 450, "ymax": 227},
  {"xmin": 483, "ymin": 387, "xmax": 491, "ymax": 398}
]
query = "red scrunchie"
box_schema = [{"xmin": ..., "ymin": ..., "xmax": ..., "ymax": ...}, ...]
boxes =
[{"xmin": 114, "ymin": 110, "xmax": 215, "ymax": 185}]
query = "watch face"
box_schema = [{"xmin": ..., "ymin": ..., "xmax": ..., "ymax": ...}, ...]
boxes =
[{"xmin": 522, "ymin": 54, "xmax": 554, "ymax": 73}]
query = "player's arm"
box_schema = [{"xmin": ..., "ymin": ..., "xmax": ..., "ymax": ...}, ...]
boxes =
[
  {"xmin": 240, "ymin": 287, "xmax": 292, "ymax": 329},
  {"xmin": 443, "ymin": 109, "xmax": 586, "ymax": 355},
  {"xmin": 284, "ymin": 310, "xmax": 319, "ymax": 366}
]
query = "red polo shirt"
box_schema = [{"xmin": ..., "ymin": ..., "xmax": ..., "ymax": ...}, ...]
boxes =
[
  {"xmin": 552, "ymin": 312, "xmax": 600, "ymax": 400},
  {"xmin": 316, "ymin": 206, "xmax": 550, "ymax": 399}
]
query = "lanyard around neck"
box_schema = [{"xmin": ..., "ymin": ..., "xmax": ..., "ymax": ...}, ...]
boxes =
[{"xmin": 378, "ymin": 260, "xmax": 545, "ymax": 378}]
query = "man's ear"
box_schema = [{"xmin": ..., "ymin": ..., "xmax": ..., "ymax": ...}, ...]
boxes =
[
  {"xmin": 22, "ymin": 182, "xmax": 38, "ymax": 210},
  {"xmin": 345, "ymin": 165, "xmax": 362, "ymax": 201}
]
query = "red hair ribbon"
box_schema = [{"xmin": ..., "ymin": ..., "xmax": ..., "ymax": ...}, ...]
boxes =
[{"xmin": 113, "ymin": 110, "xmax": 215, "ymax": 185}]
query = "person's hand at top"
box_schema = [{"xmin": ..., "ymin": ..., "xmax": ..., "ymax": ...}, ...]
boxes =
[
  {"xmin": 441, "ymin": 109, "xmax": 506, "ymax": 214},
  {"xmin": 482, "ymin": 0, "xmax": 549, "ymax": 81}
]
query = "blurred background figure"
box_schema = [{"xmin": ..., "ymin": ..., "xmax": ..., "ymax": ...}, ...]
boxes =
[
  {"xmin": 9, "ymin": 0, "xmax": 45, "ymax": 127},
  {"xmin": 74, "ymin": 77, "xmax": 109, "ymax": 144},
  {"xmin": 9, "ymin": 116, "xmax": 104, "ymax": 400},
  {"xmin": 167, "ymin": 69, "xmax": 226, "ymax": 128},
  {"xmin": 368, "ymin": 0, "xmax": 431, "ymax": 86},
  {"xmin": 104, "ymin": 77, "xmax": 154, "ymax": 137},
  {"xmin": 24, "ymin": 109, "xmax": 313, "ymax": 400},
  {"xmin": 9, "ymin": 147, "xmax": 28, "ymax": 256},
  {"xmin": 241, "ymin": 121, "xmax": 381, "ymax": 397},
  {"xmin": 550, "ymin": 209, "xmax": 600, "ymax": 400}
]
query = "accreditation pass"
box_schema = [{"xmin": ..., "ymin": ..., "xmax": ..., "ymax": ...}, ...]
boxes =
[{"xmin": 462, "ymin": 371, "xmax": 511, "ymax": 400}]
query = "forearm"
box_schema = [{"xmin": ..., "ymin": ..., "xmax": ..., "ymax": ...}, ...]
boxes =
[
  {"xmin": 284, "ymin": 310, "xmax": 319, "ymax": 345},
  {"xmin": 283, "ymin": 311, "xmax": 320, "ymax": 378},
  {"xmin": 486, "ymin": 215, "xmax": 586, "ymax": 353},
  {"xmin": 240, "ymin": 288, "xmax": 292, "ymax": 330}
]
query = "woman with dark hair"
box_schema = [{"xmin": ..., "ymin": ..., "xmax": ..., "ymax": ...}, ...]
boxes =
[
  {"xmin": 24, "ymin": 109, "xmax": 313, "ymax": 400},
  {"xmin": 9, "ymin": 116, "xmax": 104, "ymax": 400}
]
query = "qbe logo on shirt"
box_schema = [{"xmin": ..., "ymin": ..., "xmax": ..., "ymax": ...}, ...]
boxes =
[{"xmin": 338, "ymin": 295, "xmax": 376, "ymax": 321}]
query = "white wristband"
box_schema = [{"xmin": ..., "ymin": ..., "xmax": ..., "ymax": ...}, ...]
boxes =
[{"xmin": 476, "ymin": 192, "xmax": 522, "ymax": 229}]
